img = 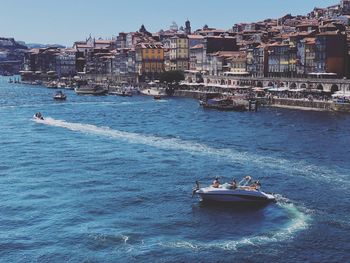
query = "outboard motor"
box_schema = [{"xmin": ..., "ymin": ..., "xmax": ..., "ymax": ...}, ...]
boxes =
[{"xmin": 192, "ymin": 181, "xmax": 200, "ymax": 197}]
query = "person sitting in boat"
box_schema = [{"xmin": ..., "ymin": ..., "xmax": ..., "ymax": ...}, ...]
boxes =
[
  {"xmin": 250, "ymin": 180, "xmax": 261, "ymax": 190},
  {"xmin": 212, "ymin": 177, "xmax": 220, "ymax": 188},
  {"xmin": 230, "ymin": 179, "xmax": 237, "ymax": 190},
  {"xmin": 35, "ymin": 112, "xmax": 44, "ymax": 120}
]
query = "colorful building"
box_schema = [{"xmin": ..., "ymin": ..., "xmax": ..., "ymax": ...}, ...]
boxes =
[
  {"xmin": 169, "ymin": 35, "xmax": 189, "ymax": 71},
  {"xmin": 135, "ymin": 43, "xmax": 164, "ymax": 81},
  {"xmin": 315, "ymin": 31, "xmax": 347, "ymax": 77}
]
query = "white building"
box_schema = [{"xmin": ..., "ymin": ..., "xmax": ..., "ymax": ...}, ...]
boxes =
[{"xmin": 55, "ymin": 49, "xmax": 76, "ymax": 77}]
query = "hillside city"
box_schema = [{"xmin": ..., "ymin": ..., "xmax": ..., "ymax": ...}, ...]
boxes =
[{"xmin": 1, "ymin": 0, "xmax": 350, "ymax": 86}]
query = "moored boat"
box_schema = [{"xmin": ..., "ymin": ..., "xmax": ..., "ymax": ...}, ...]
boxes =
[
  {"xmin": 46, "ymin": 81, "xmax": 58, "ymax": 89},
  {"xmin": 140, "ymin": 86, "xmax": 167, "ymax": 97},
  {"xmin": 75, "ymin": 85, "xmax": 108, "ymax": 96},
  {"xmin": 109, "ymin": 87, "xmax": 133, "ymax": 97},
  {"xmin": 200, "ymin": 97, "xmax": 247, "ymax": 111},
  {"xmin": 53, "ymin": 91, "xmax": 67, "ymax": 100}
]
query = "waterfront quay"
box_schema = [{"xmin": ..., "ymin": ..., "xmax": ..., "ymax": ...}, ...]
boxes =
[
  {"xmin": 11, "ymin": 73, "xmax": 350, "ymax": 113},
  {"xmin": 178, "ymin": 73, "xmax": 350, "ymax": 112}
]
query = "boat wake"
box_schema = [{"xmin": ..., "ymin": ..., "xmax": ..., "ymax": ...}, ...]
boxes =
[
  {"xmin": 161, "ymin": 195, "xmax": 311, "ymax": 251},
  {"xmin": 32, "ymin": 118, "xmax": 314, "ymax": 251},
  {"xmin": 33, "ymin": 117, "xmax": 348, "ymax": 187}
]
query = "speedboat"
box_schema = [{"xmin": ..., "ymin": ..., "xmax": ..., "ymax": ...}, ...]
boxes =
[
  {"xmin": 33, "ymin": 112, "xmax": 44, "ymax": 120},
  {"xmin": 53, "ymin": 91, "xmax": 66, "ymax": 100},
  {"xmin": 193, "ymin": 176, "xmax": 275, "ymax": 204}
]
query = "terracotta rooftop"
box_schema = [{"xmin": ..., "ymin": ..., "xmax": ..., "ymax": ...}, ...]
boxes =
[
  {"xmin": 267, "ymin": 42, "xmax": 289, "ymax": 47},
  {"xmin": 213, "ymin": 51, "xmax": 239, "ymax": 58},
  {"xmin": 95, "ymin": 40, "xmax": 113, "ymax": 44},
  {"xmin": 303, "ymin": 37, "xmax": 316, "ymax": 44},
  {"xmin": 187, "ymin": 35, "xmax": 204, "ymax": 39},
  {"xmin": 75, "ymin": 44, "xmax": 91, "ymax": 48},
  {"xmin": 137, "ymin": 43, "xmax": 163, "ymax": 49},
  {"xmin": 318, "ymin": 31, "xmax": 342, "ymax": 36}
]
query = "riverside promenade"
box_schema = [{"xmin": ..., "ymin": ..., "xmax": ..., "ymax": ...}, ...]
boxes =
[
  {"xmin": 199, "ymin": 75, "xmax": 350, "ymax": 93},
  {"xmin": 174, "ymin": 86, "xmax": 350, "ymax": 113},
  {"xmin": 180, "ymin": 73, "xmax": 350, "ymax": 112}
]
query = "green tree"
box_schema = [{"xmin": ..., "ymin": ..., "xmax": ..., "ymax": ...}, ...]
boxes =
[{"xmin": 159, "ymin": 70, "xmax": 184, "ymax": 84}]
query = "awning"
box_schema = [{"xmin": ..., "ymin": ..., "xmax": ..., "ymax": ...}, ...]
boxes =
[
  {"xmin": 223, "ymin": 71, "xmax": 250, "ymax": 76},
  {"xmin": 289, "ymin": 88, "xmax": 306, "ymax": 92},
  {"xmin": 268, "ymin": 87, "xmax": 289, "ymax": 92},
  {"xmin": 332, "ymin": 91, "xmax": 350, "ymax": 97}
]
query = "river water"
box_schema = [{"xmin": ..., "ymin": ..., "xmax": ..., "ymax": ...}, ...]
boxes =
[{"xmin": 0, "ymin": 76, "xmax": 349, "ymax": 262}]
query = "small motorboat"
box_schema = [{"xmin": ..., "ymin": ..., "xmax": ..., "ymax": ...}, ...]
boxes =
[
  {"xmin": 33, "ymin": 112, "xmax": 44, "ymax": 120},
  {"xmin": 46, "ymin": 81, "xmax": 58, "ymax": 89},
  {"xmin": 109, "ymin": 88, "xmax": 133, "ymax": 97},
  {"xmin": 193, "ymin": 176, "xmax": 275, "ymax": 204},
  {"xmin": 53, "ymin": 91, "xmax": 66, "ymax": 100}
]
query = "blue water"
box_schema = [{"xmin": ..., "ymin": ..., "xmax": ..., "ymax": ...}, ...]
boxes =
[{"xmin": 0, "ymin": 76, "xmax": 349, "ymax": 262}]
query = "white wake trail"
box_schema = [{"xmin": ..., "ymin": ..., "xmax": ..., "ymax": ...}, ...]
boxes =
[
  {"xmin": 34, "ymin": 118, "xmax": 315, "ymax": 250},
  {"xmin": 33, "ymin": 117, "xmax": 349, "ymax": 186}
]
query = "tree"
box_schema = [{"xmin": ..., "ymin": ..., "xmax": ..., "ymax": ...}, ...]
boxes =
[{"xmin": 159, "ymin": 70, "xmax": 184, "ymax": 84}]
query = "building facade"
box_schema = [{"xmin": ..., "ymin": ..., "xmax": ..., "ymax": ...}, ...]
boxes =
[
  {"xmin": 169, "ymin": 35, "xmax": 189, "ymax": 71},
  {"xmin": 55, "ymin": 49, "xmax": 76, "ymax": 77},
  {"xmin": 135, "ymin": 43, "xmax": 164, "ymax": 81}
]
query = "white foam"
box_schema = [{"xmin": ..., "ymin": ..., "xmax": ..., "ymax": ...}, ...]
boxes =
[
  {"xmin": 162, "ymin": 196, "xmax": 311, "ymax": 251},
  {"xmin": 33, "ymin": 117, "xmax": 349, "ymax": 186}
]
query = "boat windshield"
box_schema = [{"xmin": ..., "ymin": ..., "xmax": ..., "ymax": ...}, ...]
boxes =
[{"xmin": 239, "ymin": 176, "xmax": 252, "ymax": 186}]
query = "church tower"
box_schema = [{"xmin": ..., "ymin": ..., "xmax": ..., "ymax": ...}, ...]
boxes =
[{"xmin": 185, "ymin": 20, "xmax": 191, "ymax": 35}]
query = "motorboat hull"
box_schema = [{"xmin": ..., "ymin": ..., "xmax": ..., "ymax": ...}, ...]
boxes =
[
  {"xmin": 196, "ymin": 188, "xmax": 275, "ymax": 204},
  {"xmin": 53, "ymin": 96, "xmax": 66, "ymax": 100}
]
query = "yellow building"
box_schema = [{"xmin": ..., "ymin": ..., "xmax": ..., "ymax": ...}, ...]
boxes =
[
  {"xmin": 170, "ymin": 35, "xmax": 189, "ymax": 71},
  {"xmin": 135, "ymin": 43, "xmax": 164, "ymax": 81}
]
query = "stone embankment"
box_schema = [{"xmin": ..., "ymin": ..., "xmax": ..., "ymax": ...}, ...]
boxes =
[
  {"xmin": 270, "ymin": 98, "xmax": 332, "ymax": 111},
  {"xmin": 270, "ymin": 98, "xmax": 350, "ymax": 112},
  {"xmin": 173, "ymin": 90, "xmax": 220, "ymax": 99}
]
